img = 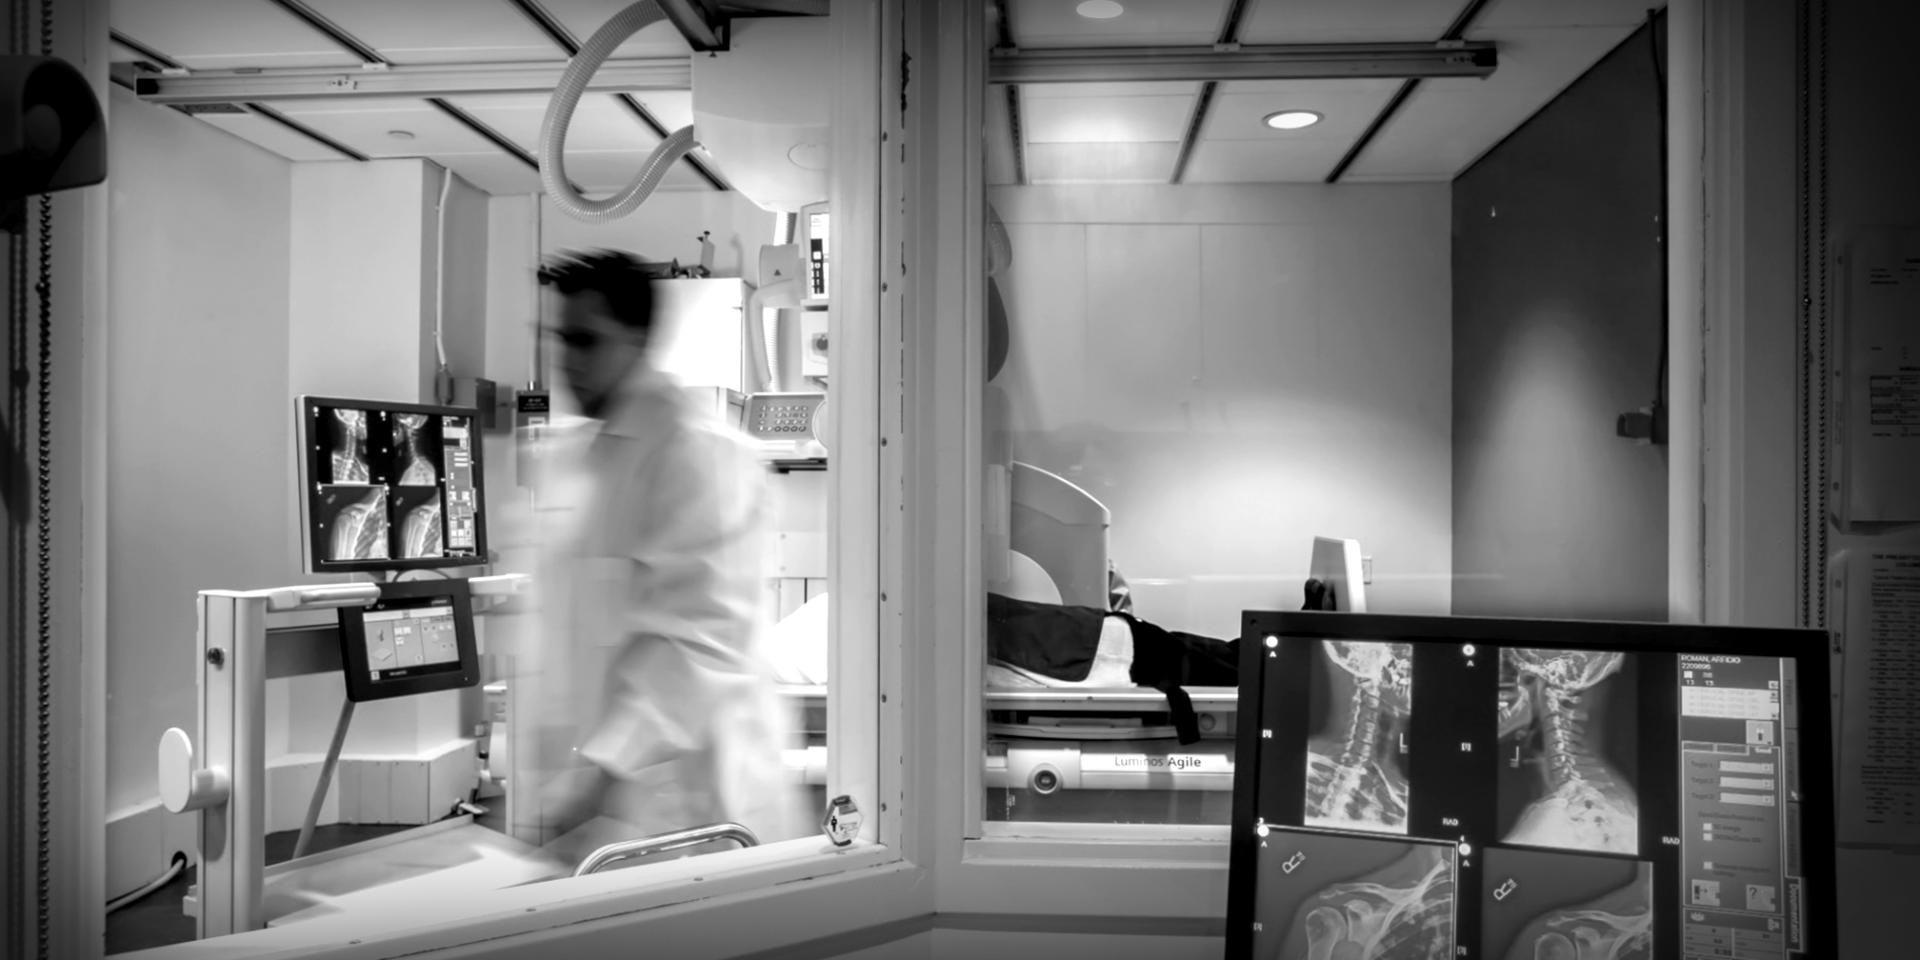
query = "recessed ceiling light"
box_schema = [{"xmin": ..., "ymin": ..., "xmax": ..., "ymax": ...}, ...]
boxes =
[
  {"xmin": 1263, "ymin": 110, "xmax": 1322, "ymax": 130},
  {"xmin": 387, "ymin": 129, "xmax": 416, "ymax": 140},
  {"xmin": 1076, "ymin": 0, "xmax": 1124, "ymax": 20}
]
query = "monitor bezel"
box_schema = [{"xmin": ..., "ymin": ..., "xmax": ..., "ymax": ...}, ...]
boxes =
[
  {"xmin": 1225, "ymin": 611, "xmax": 1837, "ymax": 960},
  {"xmin": 336, "ymin": 578, "xmax": 481, "ymax": 703},
  {"xmin": 296, "ymin": 394, "xmax": 491, "ymax": 575}
]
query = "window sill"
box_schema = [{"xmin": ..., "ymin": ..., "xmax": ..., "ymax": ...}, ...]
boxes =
[
  {"xmin": 947, "ymin": 832, "xmax": 1230, "ymax": 920},
  {"xmin": 119, "ymin": 840, "xmax": 911, "ymax": 960}
]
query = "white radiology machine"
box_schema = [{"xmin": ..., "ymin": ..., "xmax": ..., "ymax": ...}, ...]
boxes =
[{"xmin": 980, "ymin": 512, "xmax": 1371, "ymax": 822}]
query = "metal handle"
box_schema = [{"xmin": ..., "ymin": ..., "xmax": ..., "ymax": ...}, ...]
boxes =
[{"xmin": 572, "ymin": 822, "xmax": 759, "ymax": 877}]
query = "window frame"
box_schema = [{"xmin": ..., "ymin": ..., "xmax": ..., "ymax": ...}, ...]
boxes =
[{"xmin": 97, "ymin": 2, "xmax": 920, "ymax": 957}]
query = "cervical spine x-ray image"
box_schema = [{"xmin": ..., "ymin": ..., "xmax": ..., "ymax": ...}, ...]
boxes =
[
  {"xmin": 1497, "ymin": 648, "xmax": 1639, "ymax": 855},
  {"xmin": 1305, "ymin": 640, "xmax": 1414, "ymax": 834},
  {"xmin": 1482, "ymin": 849, "xmax": 1652, "ymax": 960},
  {"xmin": 328, "ymin": 408, "xmax": 372, "ymax": 483},
  {"xmin": 390, "ymin": 487, "xmax": 444, "ymax": 559},
  {"xmin": 1255, "ymin": 832, "xmax": 1454, "ymax": 960},
  {"xmin": 391, "ymin": 413, "xmax": 441, "ymax": 486},
  {"xmin": 319, "ymin": 486, "xmax": 389, "ymax": 561}
]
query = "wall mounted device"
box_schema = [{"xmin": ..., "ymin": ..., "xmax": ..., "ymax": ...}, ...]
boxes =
[
  {"xmin": 1, "ymin": 54, "xmax": 106, "ymax": 233},
  {"xmin": 336, "ymin": 579, "xmax": 480, "ymax": 702},
  {"xmin": 798, "ymin": 200, "xmax": 830, "ymax": 305},
  {"xmin": 743, "ymin": 391, "xmax": 827, "ymax": 463},
  {"xmin": 296, "ymin": 396, "xmax": 488, "ymax": 575},
  {"xmin": 1226, "ymin": 612, "xmax": 1836, "ymax": 960}
]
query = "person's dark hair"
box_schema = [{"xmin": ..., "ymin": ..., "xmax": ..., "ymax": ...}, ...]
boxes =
[{"xmin": 537, "ymin": 249, "xmax": 658, "ymax": 334}]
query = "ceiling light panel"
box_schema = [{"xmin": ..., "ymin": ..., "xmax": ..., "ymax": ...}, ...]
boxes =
[
  {"xmin": 445, "ymin": 93, "xmax": 661, "ymax": 153},
  {"xmin": 1345, "ymin": 25, "xmax": 1633, "ymax": 181},
  {"xmin": 1010, "ymin": 0, "xmax": 1226, "ymax": 47},
  {"xmin": 539, "ymin": 0, "xmax": 697, "ymax": 58},
  {"xmin": 109, "ymin": 0, "xmax": 362, "ymax": 69},
  {"xmin": 1022, "ymin": 92, "xmax": 1195, "ymax": 144},
  {"xmin": 270, "ymin": 97, "xmax": 505, "ymax": 159},
  {"xmin": 1238, "ymin": 0, "xmax": 1454, "ymax": 43},
  {"xmin": 1026, "ymin": 141, "xmax": 1179, "ymax": 184},
  {"xmin": 302, "ymin": 0, "xmax": 561, "ymax": 63},
  {"xmin": 197, "ymin": 112, "xmax": 358, "ymax": 162},
  {"xmin": 1202, "ymin": 79, "xmax": 1397, "ymax": 141}
]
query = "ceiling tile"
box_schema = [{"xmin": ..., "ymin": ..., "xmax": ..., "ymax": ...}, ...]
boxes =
[
  {"xmin": 446, "ymin": 93, "xmax": 662, "ymax": 154},
  {"xmin": 1026, "ymin": 141, "xmax": 1178, "ymax": 184},
  {"xmin": 432, "ymin": 154, "xmax": 544, "ymax": 195},
  {"xmin": 199, "ymin": 111, "xmax": 356, "ymax": 162},
  {"xmin": 537, "ymin": 0, "xmax": 698, "ymax": 58},
  {"xmin": 1006, "ymin": 0, "xmax": 1228, "ymax": 48},
  {"xmin": 1238, "ymin": 0, "xmax": 1456, "ymax": 43},
  {"xmin": 1471, "ymin": 0, "xmax": 1660, "ymax": 31},
  {"xmin": 1345, "ymin": 24, "xmax": 1638, "ymax": 181},
  {"xmin": 626, "ymin": 90, "xmax": 694, "ymax": 132},
  {"xmin": 110, "ymin": 0, "xmax": 363, "ymax": 69},
  {"xmin": 1180, "ymin": 138, "xmax": 1353, "ymax": 183},
  {"xmin": 560, "ymin": 152, "xmax": 712, "ymax": 191},
  {"xmin": 1203, "ymin": 79, "xmax": 1399, "ymax": 142},
  {"xmin": 304, "ymin": 0, "xmax": 561, "ymax": 64},
  {"xmin": 270, "ymin": 98, "xmax": 507, "ymax": 159},
  {"xmin": 1023, "ymin": 93, "xmax": 1195, "ymax": 144}
]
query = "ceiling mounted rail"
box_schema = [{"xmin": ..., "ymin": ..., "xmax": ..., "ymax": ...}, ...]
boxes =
[
  {"xmin": 990, "ymin": 41, "xmax": 1496, "ymax": 85},
  {"xmin": 132, "ymin": 60, "xmax": 694, "ymax": 105},
  {"xmin": 1169, "ymin": 0, "xmax": 1254, "ymax": 185},
  {"xmin": 1325, "ymin": 0, "xmax": 1497, "ymax": 183}
]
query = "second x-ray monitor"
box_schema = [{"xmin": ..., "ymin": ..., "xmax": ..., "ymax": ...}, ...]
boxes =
[
  {"xmin": 296, "ymin": 395, "xmax": 488, "ymax": 576},
  {"xmin": 1226, "ymin": 612, "xmax": 1836, "ymax": 960}
]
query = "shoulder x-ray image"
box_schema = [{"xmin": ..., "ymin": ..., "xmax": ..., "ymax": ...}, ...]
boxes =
[
  {"xmin": 390, "ymin": 487, "xmax": 444, "ymax": 559},
  {"xmin": 1497, "ymin": 648, "xmax": 1640, "ymax": 855},
  {"xmin": 319, "ymin": 485, "xmax": 389, "ymax": 561},
  {"xmin": 1304, "ymin": 640, "xmax": 1414, "ymax": 834},
  {"xmin": 1256, "ymin": 833, "xmax": 1455, "ymax": 960},
  {"xmin": 1482, "ymin": 849, "xmax": 1652, "ymax": 960}
]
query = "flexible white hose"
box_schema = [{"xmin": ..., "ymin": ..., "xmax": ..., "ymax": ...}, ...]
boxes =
[
  {"xmin": 105, "ymin": 854, "xmax": 187, "ymax": 915},
  {"xmin": 541, "ymin": 0, "xmax": 697, "ymax": 222}
]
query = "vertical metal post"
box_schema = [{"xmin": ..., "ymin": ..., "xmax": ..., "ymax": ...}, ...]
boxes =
[{"xmin": 195, "ymin": 591, "xmax": 267, "ymax": 938}]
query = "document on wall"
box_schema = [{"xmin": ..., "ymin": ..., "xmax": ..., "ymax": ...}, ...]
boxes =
[
  {"xmin": 1836, "ymin": 227, "xmax": 1920, "ymax": 526},
  {"xmin": 1837, "ymin": 550, "xmax": 1920, "ymax": 847}
]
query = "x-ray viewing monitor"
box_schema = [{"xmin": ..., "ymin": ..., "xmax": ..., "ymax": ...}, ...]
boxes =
[
  {"xmin": 296, "ymin": 395, "xmax": 488, "ymax": 574},
  {"xmin": 336, "ymin": 578, "xmax": 480, "ymax": 702},
  {"xmin": 1306, "ymin": 536, "xmax": 1367, "ymax": 612},
  {"xmin": 1226, "ymin": 612, "xmax": 1836, "ymax": 960}
]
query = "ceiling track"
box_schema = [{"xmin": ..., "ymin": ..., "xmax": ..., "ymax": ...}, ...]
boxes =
[
  {"xmin": 1170, "ymin": 0, "xmax": 1252, "ymax": 185},
  {"xmin": 990, "ymin": 41, "xmax": 1496, "ymax": 85},
  {"xmin": 132, "ymin": 60, "xmax": 693, "ymax": 104},
  {"xmin": 992, "ymin": 0, "xmax": 1026, "ymax": 185},
  {"xmin": 110, "ymin": 29, "xmax": 364, "ymax": 158},
  {"xmin": 1324, "ymin": 0, "xmax": 1497, "ymax": 183},
  {"xmin": 264, "ymin": 0, "xmax": 387, "ymax": 65},
  {"xmin": 503, "ymin": 0, "xmax": 730, "ymax": 191}
]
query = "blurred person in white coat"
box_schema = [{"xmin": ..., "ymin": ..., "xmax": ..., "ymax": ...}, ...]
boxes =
[{"xmin": 528, "ymin": 249, "xmax": 806, "ymax": 863}]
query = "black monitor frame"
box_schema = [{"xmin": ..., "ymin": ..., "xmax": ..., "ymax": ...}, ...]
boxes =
[
  {"xmin": 296, "ymin": 395, "xmax": 490, "ymax": 575},
  {"xmin": 336, "ymin": 578, "xmax": 480, "ymax": 702},
  {"xmin": 1226, "ymin": 611, "xmax": 1837, "ymax": 960}
]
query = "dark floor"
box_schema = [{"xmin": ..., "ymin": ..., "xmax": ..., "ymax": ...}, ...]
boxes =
[{"xmin": 106, "ymin": 822, "xmax": 415, "ymax": 955}]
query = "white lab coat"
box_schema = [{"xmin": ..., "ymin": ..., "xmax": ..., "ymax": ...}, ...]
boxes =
[{"xmin": 531, "ymin": 364, "xmax": 806, "ymax": 851}]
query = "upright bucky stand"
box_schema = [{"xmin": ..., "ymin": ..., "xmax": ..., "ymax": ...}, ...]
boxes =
[{"xmin": 156, "ymin": 575, "xmax": 525, "ymax": 939}]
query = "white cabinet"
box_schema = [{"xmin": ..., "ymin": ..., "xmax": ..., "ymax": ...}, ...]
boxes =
[{"xmin": 650, "ymin": 277, "xmax": 748, "ymax": 393}]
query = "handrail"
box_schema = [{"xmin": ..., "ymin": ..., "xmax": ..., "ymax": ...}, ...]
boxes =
[{"xmin": 572, "ymin": 822, "xmax": 760, "ymax": 877}]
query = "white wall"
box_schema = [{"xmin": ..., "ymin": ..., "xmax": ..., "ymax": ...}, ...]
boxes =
[
  {"xmin": 104, "ymin": 88, "xmax": 295, "ymax": 816},
  {"xmin": 987, "ymin": 184, "xmax": 1452, "ymax": 634}
]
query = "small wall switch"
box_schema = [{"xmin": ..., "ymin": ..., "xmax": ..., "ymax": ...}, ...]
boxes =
[{"xmin": 1362, "ymin": 556, "xmax": 1374, "ymax": 585}]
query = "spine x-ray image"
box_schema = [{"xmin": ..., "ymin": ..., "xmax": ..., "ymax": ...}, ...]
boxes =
[
  {"xmin": 390, "ymin": 488, "xmax": 444, "ymax": 559},
  {"xmin": 1482, "ymin": 849, "xmax": 1652, "ymax": 960},
  {"xmin": 1255, "ymin": 832, "xmax": 1454, "ymax": 960},
  {"xmin": 391, "ymin": 413, "xmax": 441, "ymax": 486},
  {"xmin": 327, "ymin": 408, "xmax": 373, "ymax": 483},
  {"xmin": 1305, "ymin": 640, "xmax": 1414, "ymax": 834},
  {"xmin": 1496, "ymin": 648, "xmax": 1639, "ymax": 855},
  {"xmin": 318, "ymin": 486, "xmax": 389, "ymax": 561}
]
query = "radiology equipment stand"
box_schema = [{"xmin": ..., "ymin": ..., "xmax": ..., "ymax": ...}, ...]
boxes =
[{"xmin": 156, "ymin": 575, "xmax": 525, "ymax": 940}]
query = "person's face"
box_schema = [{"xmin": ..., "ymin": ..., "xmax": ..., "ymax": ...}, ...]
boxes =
[{"xmin": 551, "ymin": 289, "xmax": 647, "ymax": 418}]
